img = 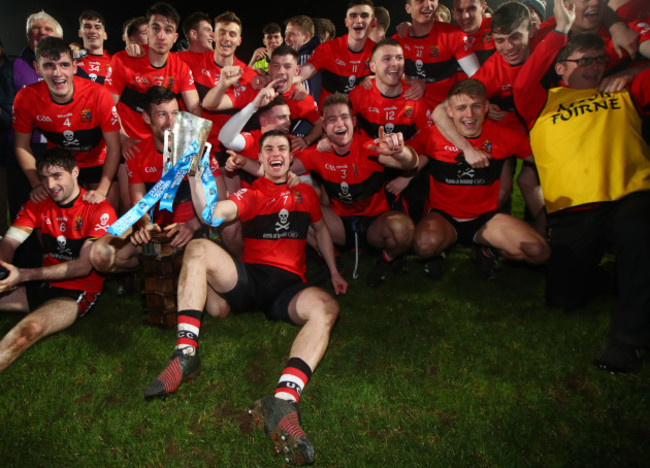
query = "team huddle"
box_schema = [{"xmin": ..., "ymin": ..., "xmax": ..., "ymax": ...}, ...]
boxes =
[{"xmin": 0, "ymin": 0, "xmax": 649, "ymax": 464}]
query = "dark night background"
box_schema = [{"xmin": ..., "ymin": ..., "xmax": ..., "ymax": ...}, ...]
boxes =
[{"xmin": 1, "ymin": 0, "xmax": 421, "ymax": 60}]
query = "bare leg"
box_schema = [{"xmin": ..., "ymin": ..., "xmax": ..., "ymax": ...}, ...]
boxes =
[
  {"xmin": 0, "ymin": 298, "xmax": 78, "ymax": 372},
  {"xmin": 413, "ymin": 211, "xmax": 457, "ymax": 259},
  {"xmin": 476, "ymin": 213, "xmax": 550, "ymax": 264},
  {"xmin": 366, "ymin": 210, "xmax": 415, "ymax": 258}
]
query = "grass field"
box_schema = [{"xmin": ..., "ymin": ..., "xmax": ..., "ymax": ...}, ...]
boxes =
[{"xmin": 1, "ymin": 240, "xmax": 649, "ymax": 467}]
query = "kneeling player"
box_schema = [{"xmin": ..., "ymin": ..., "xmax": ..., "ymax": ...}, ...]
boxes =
[
  {"xmin": 145, "ymin": 130, "xmax": 347, "ymax": 465},
  {"xmin": 411, "ymin": 79, "xmax": 549, "ymax": 279},
  {"xmin": 0, "ymin": 148, "xmax": 116, "ymax": 372}
]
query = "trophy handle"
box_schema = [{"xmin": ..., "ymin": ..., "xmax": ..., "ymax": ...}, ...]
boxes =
[
  {"xmin": 163, "ymin": 129, "xmax": 172, "ymax": 175},
  {"xmin": 189, "ymin": 141, "xmax": 212, "ymax": 176}
]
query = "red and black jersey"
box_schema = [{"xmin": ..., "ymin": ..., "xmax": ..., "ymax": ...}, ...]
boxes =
[
  {"xmin": 465, "ymin": 18, "xmax": 495, "ymax": 65},
  {"xmin": 106, "ymin": 48, "xmax": 196, "ymax": 139},
  {"xmin": 232, "ymin": 83, "xmax": 321, "ymax": 130},
  {"xmin": 229, "ymin": 177, "xmax": 322, "ymax": 280},
  {"xmin": 630, "ymin": 17, "xmax": 650, "ymax": 67},
  {"xmin": 188, "ymin": 52, "xmax": 258, "ymax": 146},
  {"xmin": 411, "ymin": 119, "xmax": 531, "ymax": 219},
  {"xmin": 348, "ymin": 79, "xmax": 430, "ymax": 141},
  {"xmin": 473, "ymin": 51, "xmax": 523, "ymax": 112},
  {"xmin": 307, "ymin": 34, "xmax": 375, "ymax": 107},
  {"xmin": 395, "ymin": 21, "xmax": 474, "ymax": 107},
  {"xmin": 12, "ymin": 76, "xmax": 120, "ymax": 167},
  {"xmin": 12, "ymin": 189, "xmax": 117, "ymax": 293},
  {"xmin": 76, "ymin": 50, "xmax": 112, "ymax": 84},
  {"xmin": 125, "ymin": 136, "xmax": 218, "ymax": 225},
  {"xmin": 297, "ymin": 136, "xmax": 390, "ymax": 218}
]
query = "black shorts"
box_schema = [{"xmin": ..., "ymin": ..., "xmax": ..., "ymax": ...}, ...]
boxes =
[
  {"xmin": 220, "ymin": 259, "xmax": 310, "ymax": 323},
  {"xmin": 428, "ymin": 209, "xmax": 497, "ymax": 245},
  {"xmin": 26, "ymin": 283, "xmax": 100, "ymax": 318},
  {"xmin": 78, "ymin": 165, "xmax": 103, "ymax": 186},
  {"xmin": 339, "ymin": 215, "xmax": 379, "ymax": 251}
]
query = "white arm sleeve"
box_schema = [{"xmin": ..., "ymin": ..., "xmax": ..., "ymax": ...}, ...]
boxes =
[{"xmin": 218, "ymin": 102, "xmax": 258, "ymax": 152}]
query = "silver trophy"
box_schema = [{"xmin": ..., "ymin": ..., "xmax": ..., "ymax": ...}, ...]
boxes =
[{"xmin": 163, "ymin": 111, "xmax": 213, "ymax": 176}]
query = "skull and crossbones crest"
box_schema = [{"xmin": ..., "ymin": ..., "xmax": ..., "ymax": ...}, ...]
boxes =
[
  {"xmin": 415, "ymin": 60, "xmax": 425, "ymax": 78},
  {"xmin": 384, "ymin": 123, "xmax": 395, "ymax": 134},
  {"xmin": 56, "ymin": 235, "xmax": 72, "ymax": 256},
  {"xmin": 62, "ymin": 130, "xmax": 79, "ymax": 148},
  {"xmin": 95, "ymin": 212, "xmax": 111, "ymax": 231},
  {"xmin": 275, "ymin": 209, "xmax": 290, "ymax": 231},
  {"xmin": 338, "ymin": 181, "xmax": 353, "ymax": 202},
  {"xmin": 344, "ymin": 75, "xmax": 357, "ymax": 93}
]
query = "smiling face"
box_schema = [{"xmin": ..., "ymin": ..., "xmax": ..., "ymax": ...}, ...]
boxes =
[
  {"xmin": 28, "ymin": 18, "xmax": 61, "ymax": 50},
  {"xmin": 78, "ymin": 18, "xmax": 107, "ymax": 52},
  {"xmin": 345, "ymin": 5, "xmax": 375, "ymax": 42},
  {"xmin": 148, "ymin": 14, "xmax": 178, "ymax": 56},
  {"xmin": 493, "ymin": 24, "xmax": 531, "ymax": 65},
  {"xmin": 214, "ymin": 21, "xmax": 242, "ymax": 59},
  {"xmin": 269, "ymin": 53, "xmax": 299, "ymax": 94},
  {"xmin": 555, "ymin": 47, "xmax": 608, "ymax": 89},
  {"xmin": 40, "ymin": 164, "xmax": 80, "ymax": 204},
  {"xmin": 370, "ymin": 44, "xmax": 405, "ymax": 93},
  {"xmin": 192, "ymin": 20, "xmax": 215, "ymax": 51},
  {"xmin": 259, "ymin": 104, "xmax": 292, "ymax": 133},
  {"xmin": 570, "ymin": 0, "xmax": 606, "ymax": 33},
  {"xmin": 259, "ymin": 134, "xmax": 292, "ymax": 183},
  {"xmin": 406, "ymin": 0, "xmax": 439, "ymax": 26},
  {"xmin": 323, "ymin": 102, "xmax": 356, "ymax": 152},
  {"xmin": 36, "ymin": 52, "xmax": 77, "ymax": 103},
  {"xmin": 285, "ymin": 23, "xmax": 309, "ymax": 51},
  {"xmin": 453, "ymin": 0, "xmax": 486, "ymax": 34},
  {"xmin": 447, "ymin": 93, "xmax": 488, "ymax": 138}
]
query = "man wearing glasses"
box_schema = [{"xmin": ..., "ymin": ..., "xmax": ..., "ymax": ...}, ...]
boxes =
[{"xmin": 514, "ymin": 1, "xmax": 650, "ymax": 374}]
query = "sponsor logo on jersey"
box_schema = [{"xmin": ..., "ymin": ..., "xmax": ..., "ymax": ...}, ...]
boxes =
[{"xmin": 144, "ymin": 166, "xmax": 158, "ymax": 173}]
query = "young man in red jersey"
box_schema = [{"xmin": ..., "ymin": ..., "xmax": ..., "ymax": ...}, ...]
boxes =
[
  {"xmin": 145, "ymin": 130, "xmax": 347, "ymax": 465},
  {"xmin": 0, "ymin": 148, "xmax": 117, "ymax": 372},
  {"xmin": 76, "ymin": 10, "xmax": 112, "ymax": 84}
]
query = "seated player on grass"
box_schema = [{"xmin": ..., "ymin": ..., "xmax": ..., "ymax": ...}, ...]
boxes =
[
  {"xmin": 0, "ymin": 148, "xmax": 116, "ymax": 372},
  {"xmin": 144, "ymin": 130, "xmax": 347, "ymax": 465}
]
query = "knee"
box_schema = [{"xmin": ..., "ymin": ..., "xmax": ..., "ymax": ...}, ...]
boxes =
[
  {"xmin": 317, "ymin": 293, "xmax": 339, "ymax": 328},
  {"xmin": 414, "ymin": 229, "xmax": 443, "ymax": 258},
  {"xmin": 386, "ymin": 215, "xmax": 415, "ymax": 247},
  {"xmin": 522, "ymin": 238, "xmax": 551, "ymax": 264},
  {"xmin": 184, "ymin": 238, "xmax": 212, "ymax": 259},
  {"xmin": 90, "ymin": 238, "xmax": 116, "ymax": 273},
  {"xmin": 14, "ymin": 320, "xmax": 44, "ymax": 350}
]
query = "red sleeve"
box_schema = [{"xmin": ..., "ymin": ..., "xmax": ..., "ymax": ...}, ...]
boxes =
[
  {"xmin": 509, "ymin": 128, "xmax": 532, "ymax": 159},
  {"xmin": 307, "ymin": 41, "xmax": 330, "ymax": 72},
  {"xmin": 450, "ymin": 27, "xmax": 474, "ymax": 60},
  {"xmin": 629, "ymin": 18, "xmax": 650, "ymax": 42},
  {"xmin": 228, "ymin": 187, "xmax": 259, "ymax": 220},
  {"xmin": 513, "ymin": 31, "xmax": 568, "ymax": 129},
  {"xmin": 11, "ymin": 88, "xmax": 36, "ymax": 134},
  {"xmin": 97, "ymin": 87, "xmax": 121, "ymax": 132},
  {"xmin": 293, "ymin": 95, "xmax": 321, "ymax": 123},
  {"xmin": 11, "ymin": 199, "xmax": 39, "ymax": 231},
  {"xmin": 472, "ymin": 56, "xmax": 500, "ymax": 98},
  {"xmin": 88, "ymin": 201, "xmax": 118, "ymax": 238},
  {"xmin": 105, "ymin": 53, "xmax": 126, "ymax": 95},
  {"xmin": 629, "ymin": 68, "xmax": 650, "ymax": 113},
  {"xmin": 303, "ymin": 184, "xmax": 323, "ymax": 224},
  {"xmin": 228, "ymin": 85, "xmax": 256, "ymax": 109},
  {"xmin": 177, "ymin": 61, "xmax": 196, "ymax": 92}
]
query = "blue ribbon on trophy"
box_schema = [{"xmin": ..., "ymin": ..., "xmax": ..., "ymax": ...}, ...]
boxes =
[
  {"xmin": 197, "ymin": 150, "xmax": 225, "ymax": 227},
  {"xmin": 108, "ymin": 112, "xmax": 220, "ymax": 236}
]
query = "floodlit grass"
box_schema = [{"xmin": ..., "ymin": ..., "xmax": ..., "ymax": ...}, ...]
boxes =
[
  {"xmin": 1, "ymin": 191, "xmax": 649, "ymax": 466},
  {"xmin": 1, "ymin": 247, "xmax": 648, "ymax": 467}
]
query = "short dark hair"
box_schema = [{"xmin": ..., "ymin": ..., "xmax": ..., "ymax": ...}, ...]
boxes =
[
  {"xmin": 37, "ymin": 147, "xmax": 77, "ymax": 173},
  {"xmin": 263, "ymin": 22, "xmax": 282, "ymax": 35},
  {"xmin": 214, "ymin": 11, "xmax": 242, "ymax": 34},
  {"xmin": 260, "ymin": 129, "xmax": 291, "ymax": 151},
  {"xmin": 78, "ymin": 10, "xmax": 106, "ymax": 27},
  {"xmin": 348, "ymin": 0, "xmax": 375, "ymax": 11},
  {"xmin": 556, "ymin": 33, "xmax": 606, "ymax": 63},
  {"xmin": 374, "ymin": 6, "xmax": 390, "ymax": 30},
  {"xmin": 491, "ymin": 2, "xmax": 531, "ymax": 35},
  {"xmin": 371, "ymin": 37, "xmax": 402, "ymax": 61},
  {"xmin": 144, "ymin": 86, "xmax": 178, "ymax": 115},
  {"xmin": 285, "ymin": 15, "xmax": 314, "ymax": 37},
  {"xmin": 124, "ymin": 16, "xmax": 147, "ymax": 39},
  {"xmin": 448, "ymin": 78, "xmax": 487, "ymax": 101},
  {"xmin": 145, "ymin": 2, "xmax": 180, "ymax": 28},
  {"xmin": 313, "ymin": 17, "xmax": 336, "ymax": 41},
  {"xmin": 322, "ymin": 93, "xmax": 353, "ymax": 116},
  {"xmin": 35, "ymin": 36, "xmax": 72, "ymax": 61},
  {"xmin": 258, "ymin": 95, "xmax": 289, "ymax": 116},
  {"xmin": 271, "ymin": 44, "xmax": 299, "ymax": 61},
  {"xmin": 182, "ymin": 11, "xmax": 211, "ymax": 40}
]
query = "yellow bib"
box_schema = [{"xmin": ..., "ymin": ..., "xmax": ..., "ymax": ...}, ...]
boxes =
[{"xmin": 530, "ymin": 87, "xmax": 650, "ymax": 213}]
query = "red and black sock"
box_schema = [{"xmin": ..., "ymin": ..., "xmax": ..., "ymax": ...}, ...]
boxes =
[
  {"xmin": 175, "ymin": 309, "xmax": 202, "ymax": 354},
  {"xmin": 275, "ymin": 357, "xmax": 312, "ymax": 403}
]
